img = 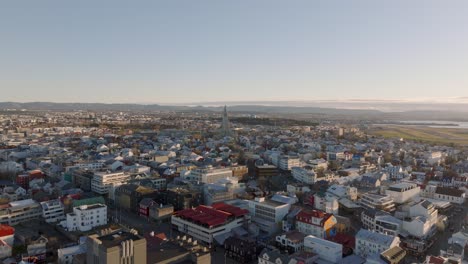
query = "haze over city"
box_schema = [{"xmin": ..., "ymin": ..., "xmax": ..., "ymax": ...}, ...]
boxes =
[{"xmin": 2, "ymin": 1, "xmax": 468, "ymax": 104}]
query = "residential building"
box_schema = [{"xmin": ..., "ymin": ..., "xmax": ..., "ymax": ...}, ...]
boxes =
[
  {"xmin": 71, "ymin": 170, "xmax": 94, "ymax": 192},
  {"xmin": 258, "ymin": 248, "xmax": 318, "ymax": 264},
  {"xmin": 87, "ymin": 230, "xmax": 147, "ymax": 264},
  {"xmin": 314, "ymin": 192, "xmax": 339, "ymax": 214},
  {"xmin": 231, "ymin": 165, "xmax": 248, "ymax": 180},
  {"xmin": 91, "ymin": 171, "xmax": 130, "ymax": 195},
  {"xmin": 40, "ymin": 199, "xmax": 65, "ymax": 223},
  {"xmin": 361, "ymin": 209, "xmax": 402, "ymax": 236},
  {"xmin": 360, "ymin": 193, "xmax": 396, "ymax": 212},
  {"xmin": 63, "ymin": 204, "xmax": 107, "ymax": 232},
  {"xmin": 296, "ymin": 209, "xmax": 337, "ymax": 238},
  {"xmin": 163, "ymin": 187, "xmax": 202, "ymax": 211},
  {"xmin": 292, "ymin": 166, "xmax": 317, "ymax": 184},
  {"xmin": 171, "ymin": 203, "xmax": 250, "ymax": 245},
  {"xmin": 377, "ymin": 246, "xmax": 407, "ymax": 264},
  {"xmin": 149, "ymin": 203, "xmax": 173, "ymax": 223},
  {"xmin": 189, "ymin": 166, "xmax": 233, "ymax": 184},
  {"xmin": 255, "ymin": 164, "xmax": 278, "ymax": 178},
  {"xmin": 275, "ymin": 230, "xmax": 306, "ymax": 253},
  {"xmin": 114, "ymin": 184, "xmax": 157, "ymax": 213},
  {"xmin": 57, "ymin": 237, "xmax": 86, "ymax": 264},
  {"xmin": 247, "ymin": 197, "xmax": 291, "ymax": 234},
  {"xmin": 355, "ymin": 229, "xmax": 400, "ymax": 259},
  {"xmin": 224, "ymin": 236, "xmax": 259, "ymax": 264},
  {"xmin": 304, "ymin": 235, "xmax": 343, "ymax": 263},
  {"xmin": 401, "ymin": 200, "xmax": 438, "ymax": 239},
  {"xmin": 278, "ymin": 155, "xmax": 301, "ymax": 171},
  {"xmin": 385, "ymin": 183, "xmax": 420, "ymax": 204},
  {"xmin": 423, "ymin": 186, "xmax": 466, "ymax": 204},
  {"xmin": 204, "ymin": 183, "xmax": 234, "ymax": 205},
  {"xmin": 0, "ymin": 199, "xmax": 42, "ymax": 226},
  {"xmin": 0, "ymin": 225, "xmax": 14, "ymax": 259},
  {"xmin": 327, "ymin": 184, "xmax": 358, "ymax": 201}
]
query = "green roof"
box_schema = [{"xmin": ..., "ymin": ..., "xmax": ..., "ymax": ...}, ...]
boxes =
[{"xmin": 72, "ymin": 196, "xmax": 106, "ymax": 207}]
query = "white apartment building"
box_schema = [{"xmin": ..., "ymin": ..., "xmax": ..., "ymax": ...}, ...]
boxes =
[
  {"xmin": 66, "ymin": 162, "xmax": 104, "ymax": 172},
  {"xmin": 361, "ymin": 210, "xmax": 402, "ymax": 237},
  {"xmin": 278, "ymin": 156, "xmax": 301, "ymax": 171},
  {"xmin": 360, "ymin": 193, "xmax": 396, "ymax": 212},
  {"xmin": 171, "ymin": 203, "xmax": 250, "ymax": 245},
  {"xmin": 0, "ymin": 199, "xmax": 42, "ymax": 226},
  {"xmin": 423, "ymin": 185, "xmax": 466, "ymax": 205},
  {"xmin": 355, "ymin": 229, "xmax": 400, "ymax": 259},
  {"xmin": 401, "ymin": 200, "xmax": 438, "ymax": 239},
  {"xmin": 304, "ymin": 235, "xmax": 343, "ymax": 264},
  {"xmin": 385, "ymin": 182, "xmax": 420, "ymax": 204},
  {"xmin": 314, "ymin": 193, "xmax": 339, "ymax": 214},
  {"xmin": 327, "ymin": 185, "xmax": 358, "ymax": 201},
  {"xmin": 247, "ymin": 197, "xmax": 291, "ymax": 234},
  {"xmin": 62, "ymin": 204, "xmax": 107, "ymax": 232},
  {"xmin": 291, "ymin": 167, "xmax": 317, "ymax": 184},
  {"xmin": 40, "ymin": 199, "xmax": 65, "ymax": 223},
  {"xmin": 189, "ymin": 167, "xmax": 233, "ymax": 184},
  {"xmin": 91, "ymin": 171, "xmax": 130, "ymax": 194}
]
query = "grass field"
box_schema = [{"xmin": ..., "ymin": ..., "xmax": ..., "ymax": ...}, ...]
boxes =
[{"xmin": 369, "ymin": 125, "xmax": 468, "ymax": 145}]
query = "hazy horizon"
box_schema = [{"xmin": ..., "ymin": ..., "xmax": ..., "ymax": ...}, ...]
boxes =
[{"xmin": 2, "ymin": 1, "xmax": 468, "ymax": 103}]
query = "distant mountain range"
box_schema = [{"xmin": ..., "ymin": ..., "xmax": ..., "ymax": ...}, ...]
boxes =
[{"xmin": 1, "ymin": 101, "xmax": 468, "ymax": 121}]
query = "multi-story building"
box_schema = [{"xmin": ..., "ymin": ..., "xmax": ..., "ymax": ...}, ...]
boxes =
[
  {"xmin": 0, "ymin": 199, "xmax": 42, "ymax": 226},
  {"xmin": 304, "ymin": 235, "xmax": 343, "ymax": 263},
  {"xmin": 63, "ymin": 204, "xmax": 107, "ymax": 232},
  {"xmin": 247, "ymin": 197, "xmax": 291, "ymax": 234},
  {"xmin": 40, "ymin": 199, "xmax": 65, "ymax": 223},
  {"xmin": 291, "ymin": 166, "xmax": 317, "ymax": 184},
  {"xmin": 385, "ymin": 183, "xmax": 420, "ymax": 204},
  {"xmin": 275, "ymin": 230, "xmax": 306, "ymax": 253},
  {"xmin": 401, "ymin": 200, "xmax": 438, "ymax": 239},
  {"xmin": 87, "ymin": 230, "xmax": 146, "ymax": 264},
  {"xmin": 314, "ymin": 192, "xmax": 339, "ymax": 214},
  {"xmin": 278, "ymin": 155, "xmax": 301, "ymax": 171},
  {"xmin": 255, "ymin": 164, "xmax": 278, "ymax": 178},
  {"xmin": 163, "ymin": 187, "xmax": 202, "ymax": 211},
  {"xmin": 171, "ymin": 203, "xmax": 250, "ymax": 245},
  {"xmin": 224, "ymin": 236, "xmax": 259, "ymax": 264},
  {"xmin": 204, "ymin": 184, "xmax": 234, "ymax": 205},
  {"xmin": 423, "ymin": 186, "xmax": 466, "ymax": 205},
  {"xmin": 231, "ymin": 165, "xmax": 249, "ymax": 180},
  {"xmin": 114, "ymin": 184, "xmax": 157, "ymax": 213},
  {"xmin": 296, "ymin": 209, "xmax": 337, "ymax": 238},
  {"xmin": 91, "ymin": 171, "xmax": 130, "ymax": 195},
  {"xmin": 355, "ymin": 229, "xmax": 400, "ymax": 259},
  {"xmin": 189, "ymin": 166, "xmax": 233, "ymax": 184},
  {"xmin": 361, "ymin": 209, "xmax": 402, "ymax": 236},
  {"xmin": 360, "ymin": 193, "xmax": 396, "ymax": 212},
  {"xmin": 71, "ymin": 170, "xmax": 95, "ymax": 192},
  {"xmin": 57, "ymin": 237, "xmax": 86, "ymax": 264},
  {"xmin": 327, "ymin": 184, "xmax": 358, "ymax": 201}
]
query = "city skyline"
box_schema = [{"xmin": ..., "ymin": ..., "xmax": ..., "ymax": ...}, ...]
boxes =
[{"xmin": 2, "ymin": 1, "xmax": 468, "ymax": 103}]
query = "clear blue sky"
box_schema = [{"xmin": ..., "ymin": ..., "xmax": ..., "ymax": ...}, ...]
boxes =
[{"xmin": 1, "ymin": 1, "xmax": 468, "ymax": 103}]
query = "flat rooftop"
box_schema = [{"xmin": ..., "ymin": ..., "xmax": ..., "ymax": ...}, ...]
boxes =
[{"xmin": 98, "ymin": 232, "xmax": 143, "ymax": 248}]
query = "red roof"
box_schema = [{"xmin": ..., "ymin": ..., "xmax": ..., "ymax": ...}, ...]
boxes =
[
  {"xmin": 296, "ymin": 210, "xmax": 332, "ymax": 227},
  {"xmin": 0, "ymin": 225, "xmax": 14, "ymax": 237},
  {"xmin": 212, "ymin": 202, "xmax": 249, "ymax": 217},
  {"xmin": 428, "ymin": 256, "xmax": 445, "ymax": 264},
  {"xmin": 174, "ymin": 203, "xmax": 247, "ymax": 228}
]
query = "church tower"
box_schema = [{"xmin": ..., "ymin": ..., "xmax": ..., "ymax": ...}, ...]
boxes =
[{"xmin": 221, "ymin": 105, "xmax": 231, "ymax": 136}]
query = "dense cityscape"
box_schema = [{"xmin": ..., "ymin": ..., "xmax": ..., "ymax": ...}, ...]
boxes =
[{"xmin": 0, "ymin": 106, "xmax": 466, "ymax": 264}]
